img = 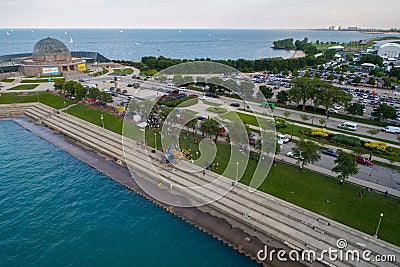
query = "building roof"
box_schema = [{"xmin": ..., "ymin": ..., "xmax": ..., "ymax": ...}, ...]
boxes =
[
  {"xmin": 32, "ymin": 37, "xmax": 70, "ymax": 57},
  {"xmin": 328, "ymin": 45, "xmax": 344, "ymax": 50},
  {"xmin": 373, "ymin": 41, "xmax": 400, "ymax": 49}
]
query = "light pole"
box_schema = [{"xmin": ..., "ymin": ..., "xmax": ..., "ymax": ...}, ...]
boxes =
[
  {"xmin": 373, "ymin": 213, "xmax": 384, "ymax": 238},
  {"xmin": 236, "ymin": 162, "xmax": 239, "ymax": 181},
  {"xmin": 291, "ymin": 121, "xmax": 294, "ymax": 140},
  {"xmin": 154, "ymin": 132, "xmax": 157, "ymax": 150},
  {"xmin": 64, "ymin": 101, "xmax": 67, "ymax": 114},
  {"xmin": 100, "ymin": 115, "xmax": 104, "ymax": 128}
]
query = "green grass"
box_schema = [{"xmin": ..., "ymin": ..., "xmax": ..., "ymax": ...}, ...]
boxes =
[
  {"xmin": 112, "ymin": 68, "xmax": 134, "ymax": 75},
  {"xmin": 0, "ymin": 92, "xmax": 73, "ymax": 109},
  {"xmin": 207, "ymin": 106, "xmax": 228, "ymax": 114},
  {"xmin": 67, "ymin": 104, "xmax": 124, "ymax": 135},
  {"xmin": 202, "ymin": 100, "xmax": 222, "ymax": 106},
  {"xmin": 1, "ymin": 78, "xmax": 14, "ymax": 82},
  {"xmin": 7, "ymin": 84, "xmax": 39, "ymax": 90},
  {"xmin": 93, "ymin": 68, "xmax": 109, "ymax": 77},
  {"xmin": 20, "ymin": 78, "xmax": 64, "ymax": 83}
]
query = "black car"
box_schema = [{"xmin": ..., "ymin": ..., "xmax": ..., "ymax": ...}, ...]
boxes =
[
  {"xmin": 321, "ymin": 148, "xmax": 339, "ymax": 157},
  {"xmin": 230, "ymin": 103, "xmax": 240, "ymax": 107}
]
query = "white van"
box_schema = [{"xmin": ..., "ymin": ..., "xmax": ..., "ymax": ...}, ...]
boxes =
[
  {"xmin": 382, "ymin": 126, "xmax": 400, "ymax": 134},
  {"xmin": 338, "ymin": 122, "xmax": 357, "ymax": 131}
]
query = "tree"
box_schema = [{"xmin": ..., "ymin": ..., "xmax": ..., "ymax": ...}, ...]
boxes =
[
  {"xmin": 323, "ymin": 49, "xmax": 336, "ymax": 60},
  {"xmin": 319, "ymin": 118, "xmax": 326, "ymax": 128},
  {"xmin": 332, "ymin": 151, "xmax": 358, "ymax": 180},
  {"xmin": 371, "ymin": 104, "xmax": 397, "ymax": 120},
  {"xmin": 54, "ymin": 79, "xmax": 65, "ymax": 90},
  {"xmin": 288, "ymin": 77, "xmax": 315, "ymax": 111},
  {"xmin": 276, "ymin": 90, "xmax": 288, "ymax": 103},
  {"xmin": 360, "ymin": 54, "xmax": 383, "ymax": 67},
  {"xmin": 237, "ymin": 81, "xmax": 255, "ymax": 99},
  {"xmin": 200, "ymin": 119, "xmax": 221, "ymax": 141},
  {"xmin": 367, "ymin": 76, "xmax": 376, "ymax": 85},
  {"xmin": 292, "ymin": 70, "xmax": 299, "ymax": 77},
  {"xmin": 259, "ymin": 85, "xmax": 273, "ymax": 100},
  {"xmin": 74, "ymin": 83, "xmax": 87, "ymax": 100},
  {"xmin": 352, "ymin": 76, "xmax": 361, "ymax": 85},
  {"xmin": 185, "ymin": 119, "xmax": 198, "ymax": 132},
  {"xmin": 292, "ymin": 140, "xmax": 321, "ymax": 168},
  {"xmin": 314, "ymin": 82, "xmax": 351, "ymax": 118},
  {"xmin": 346, "ymin": 103, "xmax": 364, "ymax": 116}
]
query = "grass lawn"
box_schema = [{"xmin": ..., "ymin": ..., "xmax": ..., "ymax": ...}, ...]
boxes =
[
  {"xmin": 20, "ymin": 78, "xmax": 64, "ymax": 83},
  {"xmin": 67, "ymin": 104, "xmax": 124, "ymax": 135},
  {"xmin": 207, "ymin": 106, "xmax": 228, "ymax": 114},
  {"xmin": 0, "ymin": 92, "xmax": 74, "ymax": 109},
  {"xmin": 1, "ymin": 78, "xmax": 14, "ymax": 82},
  {"xmin": 202, "ymin": 100, "xmax": 222, "ymax": 106},
  {"xmin": 113, "ymin": 68, "xmax": 134, "ymax": 75},
  {"xmin": 7, "ymin": 84, "xmax": 39, "ymax": 90}
]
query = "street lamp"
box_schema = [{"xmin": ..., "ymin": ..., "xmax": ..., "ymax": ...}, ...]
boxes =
[
  {"xmin": 100, "ymin": 115, "xmax": 104, "ymax": 128},
  {"xmin": 64, "ymin": 101, "xmax": 67, "ymax": 114},
  {"xmin": 373, "ymin": 213, "xmax": 384, "ymax": 238},
  {"xmin": 290, "ymin": 121, "xmax": 294, "ymax": 140},
  {"xmin": 236, "ymin": 162, "xmax": 239, "ymax": 181},
  {"xmin": 154, "ymin": 132, "xmax": 157, "ymax": 150}
]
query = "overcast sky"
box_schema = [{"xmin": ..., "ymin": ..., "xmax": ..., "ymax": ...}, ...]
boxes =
[{"xmin": 0, "ymin": 0, "xmax": 398, "ymax": 29}]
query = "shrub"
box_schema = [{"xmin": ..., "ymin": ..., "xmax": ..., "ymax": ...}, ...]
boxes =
[
  {"xmin": 158, "ymin": 96, "xmax": 198, "ymax": 107},
  {"xmin": 363, "ymin": 140, "xmax": 388, "ymax": 152},
  {"xmin": 331, "ymin": 134, "xmax": 361, "ymax": 147},
  {"xmin": 310, "ymin": 128, "xmax": 330, "ymax": 138},
  {"xmin": 274, "ymin": 117, "xmax": 287, "ymax": 129}
]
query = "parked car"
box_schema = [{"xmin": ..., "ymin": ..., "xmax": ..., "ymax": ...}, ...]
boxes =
[
  {"xmin": 230, "ymin": 102, "xmax": 240, "ymax": 107},
  {"xmin": 286, "ymin": 151, "xmax": 304, "ymax": 160},
  {"xmin": 277, "ymin": 134, "xmax": 289, "ymax": 144},
  {"xmin": 328, "ymin": 108, "xmax": 339, "ymax": 114},
  {"xmin": 321, "ymin": 148, "xmax": 339, "ymax": 157},
  {"xmin": 197, "ymin": 115, "xmax": 207, "ymax": 121},
  {"xmin": 355, "ymin": 155, "xmax": 373, "ymax": 166},
  {"xmin": 199, "ymin": 96, "xmax": 208, "ymax": 100}
]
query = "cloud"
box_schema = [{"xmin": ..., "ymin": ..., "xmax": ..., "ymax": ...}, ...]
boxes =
[{"xmin": 0, "ymin": 0, "xmax": 398, "ymax": 29}]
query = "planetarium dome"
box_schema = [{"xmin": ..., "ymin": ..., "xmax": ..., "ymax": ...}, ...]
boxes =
[{"xmin": 32, "ymin": 37, "xmax": 71, "ymax": 62}]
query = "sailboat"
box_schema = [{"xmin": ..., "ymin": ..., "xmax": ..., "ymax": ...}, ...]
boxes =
[
  {"xmin": 120, "ymin": 30, "xmax": 124, "ymax": 33},
  {"xmin": 6, "ymin": 31, "xmax": 10, "ymax": 35},
  {"xmin": 65, "ymin": 31, "xmax": 68, "ymax": 35},
  {"xmin": 69, "ymin": 37, "xmax": 74, "ymax": 43}
]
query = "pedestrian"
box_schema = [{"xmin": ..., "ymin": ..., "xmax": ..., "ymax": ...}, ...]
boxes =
[
  {"xmin": 384, "ymin": 191, "xmax": 388, "ymax": 197},
  {"xmin": 340, "ymin": 179, "xmax": 344, "ymax": 185},
  {"xmin": 202, "ymin": 170, "xmax": 205, "ymax": 176},
  {"xmin": 273, "ymin": 157, "xmax": 277, "ymax": 166}
]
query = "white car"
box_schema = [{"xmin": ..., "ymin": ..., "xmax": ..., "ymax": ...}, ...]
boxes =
[
  {"xmin": 199, "ymin": 96, "xmax": 208, "ymax": 100},
  {"xmin": 277, "ymin": 134, "xmax": 289, "ymax": 144},
  {"xmin": 286, "ymin": 151, "xmax": 304, "ymax": 160},
  {"xmin": 328, "ymin": 108, "xmax": 339, "ymax": 114},
  {"xmin": 334, "ymin": 105, "xmax": 342, "ymax": 110}
]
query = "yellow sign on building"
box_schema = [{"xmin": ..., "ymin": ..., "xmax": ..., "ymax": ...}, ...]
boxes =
[{"xmin": 78, "ymin": 63, "xmax": 87, "ymax": 71}]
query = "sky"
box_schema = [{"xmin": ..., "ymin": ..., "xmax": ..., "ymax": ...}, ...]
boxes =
[{"xmin": 0, "ymin": 0, "xmax": 399, "ymax": 29}]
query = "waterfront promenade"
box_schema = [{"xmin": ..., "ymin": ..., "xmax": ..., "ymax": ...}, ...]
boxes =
[{"xmin": 8, "ymin": 102, "xmax": 398, "ymax": 267}]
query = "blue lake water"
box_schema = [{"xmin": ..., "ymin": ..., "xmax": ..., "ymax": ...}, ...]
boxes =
[
  {"xmin": 0, "ymin": 120, "xmax": 257, "ymax": 266},
  {"xmin": 0, "ymin": 28, "xmax": 396, "ymax": 60}
]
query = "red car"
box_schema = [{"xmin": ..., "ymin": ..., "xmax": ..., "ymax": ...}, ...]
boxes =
[{"xmin": 355, "ymin": 155, "xmax": 374, "ymax": 166}]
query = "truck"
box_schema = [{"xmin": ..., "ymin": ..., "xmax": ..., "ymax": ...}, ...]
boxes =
[{"xmin": 382, "ymin": 126, "xmax": 400, "ymax": 134}]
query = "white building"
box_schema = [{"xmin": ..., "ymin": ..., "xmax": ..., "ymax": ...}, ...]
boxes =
[{"xmin": 372, "ymin": 41, "xmax": 400, "ymax": 59}]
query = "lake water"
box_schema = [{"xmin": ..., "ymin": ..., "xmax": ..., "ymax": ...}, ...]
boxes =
[
  {"xmin": 0, "ymin": 120, "xmax": 257, "ymax": 266},
  {"xmin": 0, "ymin": 28, "xmax": 395, "ymax": 61}
]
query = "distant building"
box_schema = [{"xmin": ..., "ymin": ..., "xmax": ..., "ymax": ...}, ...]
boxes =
[
  {"xmin": 0, "ymin": 37, "xmax": 110, "ymax": 75},
  {"xmin": 327, "ymin": 45, "xmax": 345, "ymax": 51},
  {"xmin": 372, "ymin": 41, "xmax": 400, "ymax": 59}
]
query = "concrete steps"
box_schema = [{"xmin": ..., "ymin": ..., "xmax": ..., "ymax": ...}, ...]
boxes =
[{"xmin": 20, "ymin": 103, "xmax": 400, "ymax": 266}]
